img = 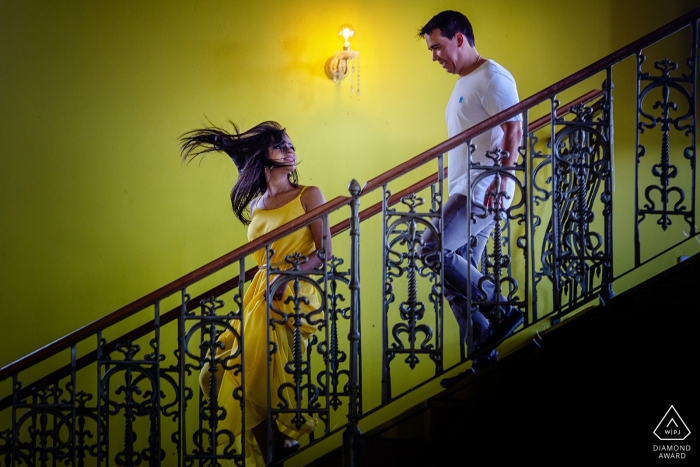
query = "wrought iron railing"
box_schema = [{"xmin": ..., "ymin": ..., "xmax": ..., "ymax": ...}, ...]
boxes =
[{"xmin": 1, "ymin": 7, "xmax": 697, "ymax": 467}]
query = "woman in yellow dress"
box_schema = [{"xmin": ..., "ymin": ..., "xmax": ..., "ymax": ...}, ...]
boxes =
[{"xmin": 180, "ymin": 121, "xmax": 331, "ymax": 465}]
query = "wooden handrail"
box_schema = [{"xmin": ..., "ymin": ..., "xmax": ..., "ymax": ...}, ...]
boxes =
[
  {"xmin": 361, "ymin": 7, "xmax": 700, "ymax": 194},
  {"xmin": 332, "ymin": 88, "xmax": 605, "ymax": 236},
  {"xmin": 0, "ymin": 87, "xmax": 646, "ymax": 387},
  {"xmin": 528, "ymin": 89, "xmax": 604, "ymax": 132},
  {"xmin": 0, "ymin": 267, "xmax": 260, "ymax": 411},
  {"xmin": 0, "ymin": 196, "xmax": 351, "ymax": 380},
  {"xmin": 2, "ymin": 5, "xmax": 698, "ymax": 384},
  {"xmin": 0, "ymin": 86, "xmax": 611, "ymax": 400}
]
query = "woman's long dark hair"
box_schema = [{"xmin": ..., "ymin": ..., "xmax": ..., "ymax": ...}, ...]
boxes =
[{"xmin": 179, "ymin": 121, "xmax": 299, "ymax": 225}]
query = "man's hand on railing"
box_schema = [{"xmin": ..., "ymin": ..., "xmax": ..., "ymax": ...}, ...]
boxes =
[{"xmin": 483, "ymin": 176, "xmax": 511, "ymax": 210}]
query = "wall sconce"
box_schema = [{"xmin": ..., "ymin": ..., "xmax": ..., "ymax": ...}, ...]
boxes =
[{"xmin": 324, "ymin": 24, "xmax": 360, "ymax": 96}]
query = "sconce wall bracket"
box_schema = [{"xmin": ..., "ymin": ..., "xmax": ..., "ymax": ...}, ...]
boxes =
[{"xmin": 325, "ymin": 49, "xmax": 359, "ymax": 81}]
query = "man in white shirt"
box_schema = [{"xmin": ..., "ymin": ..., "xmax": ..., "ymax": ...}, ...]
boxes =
[{"xmin": 418, "ymin": 10, "xmax": 524, "ymax": 371}]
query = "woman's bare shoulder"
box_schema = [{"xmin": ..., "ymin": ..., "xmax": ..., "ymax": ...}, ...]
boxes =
[{"xmin": 300, "ymin": 185, "xmax": 326, "ymax": 211}]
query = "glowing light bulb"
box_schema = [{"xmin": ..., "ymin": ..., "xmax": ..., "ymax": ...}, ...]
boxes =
[{"xmin": 338, "ymin": 24, "xmax": 355, "ymax": 49}]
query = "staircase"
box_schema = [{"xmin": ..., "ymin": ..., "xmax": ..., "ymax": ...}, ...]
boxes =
[
  {"xmin": 1, "ymin": 8, "xmax": 698, "ymax": 467},
  {"xmin": 309, "ymin": 253, "xmax": 699, "ymax": 465}
]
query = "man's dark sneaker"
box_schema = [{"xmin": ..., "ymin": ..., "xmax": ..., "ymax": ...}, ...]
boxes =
[{"xmin": 477, "ymin": 308, "xmax": 524, "ymax": 351}]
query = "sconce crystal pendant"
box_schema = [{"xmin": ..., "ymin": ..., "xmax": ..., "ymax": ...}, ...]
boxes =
[{"xmin": 325, "ymin": 24, "xmax": 360, "ymax": 96}]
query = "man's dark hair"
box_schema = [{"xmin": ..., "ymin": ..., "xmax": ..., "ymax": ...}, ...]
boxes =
[{"xmin": 418, "ymin": 10, "xmax": 475, "ymax": 47}]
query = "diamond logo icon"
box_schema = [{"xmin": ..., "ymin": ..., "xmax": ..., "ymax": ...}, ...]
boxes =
[{"xmin": 654, "ymin": 405, "xmax": 691, "ymax": 441}]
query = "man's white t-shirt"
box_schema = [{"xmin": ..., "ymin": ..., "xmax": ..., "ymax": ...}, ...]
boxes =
[{"xmin": 445, "ymin": 59, "xmax": 521, "ymax": 202}]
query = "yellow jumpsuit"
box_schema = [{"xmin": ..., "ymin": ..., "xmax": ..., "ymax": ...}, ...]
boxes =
[{"xmin": 200, "ymin": 187, "xmax": 321, "ymax": 465}]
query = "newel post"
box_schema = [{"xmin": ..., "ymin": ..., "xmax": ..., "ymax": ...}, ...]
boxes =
[{"xmin": 343, "ymin": 179, "xmax": 362, "ymax": 467}]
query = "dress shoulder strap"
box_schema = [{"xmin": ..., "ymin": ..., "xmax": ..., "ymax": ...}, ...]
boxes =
[{"xmin": 295, "ymin": 186, "xmax": 308, "ymax": 210}]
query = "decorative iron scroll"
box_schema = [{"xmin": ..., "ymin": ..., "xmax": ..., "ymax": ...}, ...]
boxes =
[
  {"xmin": 98, "ymin": 334, "xmax": 179, "ymax": 467},
  {"xmin": 0, "ymin": 427, "xmax": 12, "ymax": 464},
  {"xmin": 183, "ymin": 291, "xmax": 244, "ymax": 466},
  {"xmin": 308, "ymin": 256, "xmax": 353, "ymax": 433},
  {"xmin": 533, "ymin": 84, "xmax": 614, "ymax": 316},
  {"xmin": 266, "ymin": 251, "xmax": 330, "ymax": 435},
  {"xmin": 0, "ymin": 255, "xmax": 345, "ymax": 467},
  {"xmin": 636, "ymin": 27, "xmax": 697, "ymax": 264},
  {"xmin": 529, "ymin": 123, "xmax": 553, "ymax": 320},
  {"xmin": 382, "ymin": 185, "xmax": 443, "ymax": 403},
  {"xmin": 4, "ymin": 383, "xmax": 101, "ymax": 467},
  {"xmin": 468, "ymin": 149, "xmax": 527, "ymax": 325}
]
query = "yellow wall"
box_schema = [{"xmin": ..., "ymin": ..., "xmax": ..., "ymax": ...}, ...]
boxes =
[{"xmin": 1, "ymin": 0, "xmax": 697, "ymax": 373}]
